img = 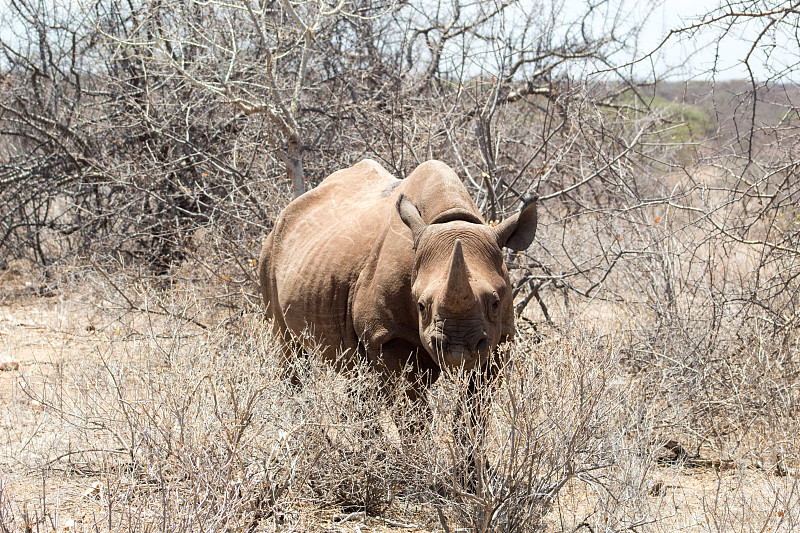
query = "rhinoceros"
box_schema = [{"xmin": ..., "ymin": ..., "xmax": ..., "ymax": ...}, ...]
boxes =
[{"xmin": 258, "ymin": 159, "xmax": 537, "ymax": 400}]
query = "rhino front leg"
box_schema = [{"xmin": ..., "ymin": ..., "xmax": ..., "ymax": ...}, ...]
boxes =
[
  {"xmin": 453, "ymin": 358, "xmax": 502, "ymax": 494},
  {"xmin": 367, "ymin": 339, "xmax": 440, "ymax": 437}
]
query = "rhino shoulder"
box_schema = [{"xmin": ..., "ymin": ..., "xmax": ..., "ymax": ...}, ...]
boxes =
[{"xmin": 349, "ymin": 224, "xmax": 419, "ymax": 352}]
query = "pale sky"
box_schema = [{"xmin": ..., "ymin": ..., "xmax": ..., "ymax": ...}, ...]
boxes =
[{"xmin": 638, "ymin": 0, "xmax": 798, "ymax": 81}]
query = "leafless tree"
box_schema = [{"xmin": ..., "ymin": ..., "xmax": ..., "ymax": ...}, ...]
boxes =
[{"xmin": 595, "ymin": 0, "xmax": 800, "ymax": 454}]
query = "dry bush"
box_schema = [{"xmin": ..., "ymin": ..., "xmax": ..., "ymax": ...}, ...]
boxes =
[
  {"xmin": 15, "ymin": 307, "xmax": 286, "ymax": 529},
  {"xmin": 3, "ymin": 267, "xmax": 800, "ymax": 532},
  {"xmin": 0, "ymin": 270, "xmax": 640, "ymax": 532},
  {"xmin": 414, "ymin": 329, "xmax": 627, "ymax": 533},
  {"xmin": 5, "ymin": 274, "xmax": 428, "ymax": 529}
]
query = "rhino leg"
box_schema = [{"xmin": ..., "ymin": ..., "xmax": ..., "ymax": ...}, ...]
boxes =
[
  {"xmin": 368, "ymin": 339, "xmax": 439, "ymax": 400},
  {"xmin": 366, "ymin": 339, "xmax": 440, "ymax": 438},
  {"xmin": 258, "ymin": 231, "xmax": 301, "ymax": 384},
  {"xmin": 454, "ymin": 359, "xmax": 502, "ymax": 492}
]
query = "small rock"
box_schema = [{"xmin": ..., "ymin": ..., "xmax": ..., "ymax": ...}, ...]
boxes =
[
  {"xmin": 83, "ymin": 481, "xmax": 104, "ymax": 500},
  {"xmin": 59, "ymin": 517, "xmax": 76, "ymax": 531}
]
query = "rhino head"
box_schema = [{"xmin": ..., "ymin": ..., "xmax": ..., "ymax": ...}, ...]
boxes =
[{"xmin": 398, "ymin": 194, "xmax": 538, "ymax": 370}]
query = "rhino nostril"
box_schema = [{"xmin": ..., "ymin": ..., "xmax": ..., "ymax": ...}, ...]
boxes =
[{"xmin": 476, "ymin": 337, "xmax": 489, "ymax": 354}]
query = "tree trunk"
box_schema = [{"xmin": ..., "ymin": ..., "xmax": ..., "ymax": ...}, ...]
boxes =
[{"xmin": 287, "ymin": 135, "xmax": 305, "ymax": 198}]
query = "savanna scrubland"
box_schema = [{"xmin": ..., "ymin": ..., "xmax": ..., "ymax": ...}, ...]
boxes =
[{"xmin": 1, "ymin": 0, "xmax": 799, "ymax": 531}]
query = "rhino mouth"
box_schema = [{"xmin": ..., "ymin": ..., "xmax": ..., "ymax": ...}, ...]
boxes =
[{"xmin": 427, "ymin": 329, "xmax": 490, "ymax": 370}]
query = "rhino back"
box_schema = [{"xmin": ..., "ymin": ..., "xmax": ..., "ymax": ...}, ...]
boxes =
[{"xmin": 264, "ymin": 160, "xmax": 402, "ymax": 355}]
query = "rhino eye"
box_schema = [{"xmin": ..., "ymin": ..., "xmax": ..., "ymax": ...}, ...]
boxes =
[{"xmin": 418, "ymin": 301, "xmax": 426, "ymax": 314}]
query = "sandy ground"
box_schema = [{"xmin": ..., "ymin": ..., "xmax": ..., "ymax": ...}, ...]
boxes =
[{"xmin": 0, "ymin": 267, "xmax": 109, "ymax": 531}]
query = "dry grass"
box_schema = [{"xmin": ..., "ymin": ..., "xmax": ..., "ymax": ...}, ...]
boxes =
[{"xmin": 1, "ymin": 259, "xmax": 799, "ymax": 533}]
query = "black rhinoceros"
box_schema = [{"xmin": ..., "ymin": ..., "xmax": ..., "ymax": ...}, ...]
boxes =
[{"xmin": 259, "ymin": 159, "xmax": 537, "ymax": 399}]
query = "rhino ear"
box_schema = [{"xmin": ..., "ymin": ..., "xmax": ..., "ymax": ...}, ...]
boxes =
[
  {"xmin": 397, "ymin": 194, "xmax": 427, "ymax": 246},
  {"xmin": 494, "ymin": 195, "xmax": 538, "ymax": 252}
]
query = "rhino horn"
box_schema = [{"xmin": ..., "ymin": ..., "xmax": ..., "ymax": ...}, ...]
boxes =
[{"xmin": 441, "ymin": 239, "xmax": 473, "ymax": 313}]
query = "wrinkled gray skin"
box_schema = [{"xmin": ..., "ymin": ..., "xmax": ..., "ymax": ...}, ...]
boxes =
[{"xmin": 259, "ymin": 159, "xmax": 537, "ymax": 400}]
